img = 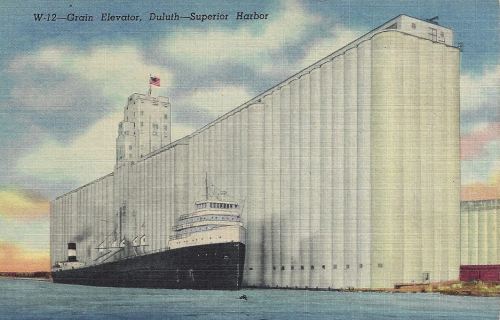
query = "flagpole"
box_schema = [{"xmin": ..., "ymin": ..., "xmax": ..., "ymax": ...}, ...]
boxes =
[{"xmin": 148, "ymin": 74, "xmax": 152, "ymax": 96}]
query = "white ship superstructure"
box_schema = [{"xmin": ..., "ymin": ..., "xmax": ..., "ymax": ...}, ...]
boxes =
[{"xmin": 169, "ymin": 199, "xmax": 245, "ymax": 250}]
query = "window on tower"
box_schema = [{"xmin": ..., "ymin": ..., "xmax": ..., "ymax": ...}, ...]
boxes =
[{"xmin": 429, "ymin": 27, "xmax": 437, "ymax": 42}]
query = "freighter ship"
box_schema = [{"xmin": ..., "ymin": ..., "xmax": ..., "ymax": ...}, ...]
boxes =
[{"xmin": 52, "ymin": 188, "xmax": 246, "ymax": 290}]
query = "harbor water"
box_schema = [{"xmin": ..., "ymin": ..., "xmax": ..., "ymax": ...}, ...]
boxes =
[{"xmin": 0, "ymin": 278, "xmax": 499, "ymax": 319}]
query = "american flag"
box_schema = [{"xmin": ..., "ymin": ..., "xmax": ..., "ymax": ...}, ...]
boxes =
[{"xmin": 149, "ymin": 75, "xmax": 160, "ymax": 87}]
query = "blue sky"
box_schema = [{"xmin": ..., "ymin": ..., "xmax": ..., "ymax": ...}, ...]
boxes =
[{"xmin": 0, "ymin": 0, "xmax": 498, "ymax": 265}]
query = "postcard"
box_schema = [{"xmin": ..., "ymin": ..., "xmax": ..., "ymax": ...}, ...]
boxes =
[{"xmin": 0, "ymin": 1, "xmax": 499, "ymax": 319}]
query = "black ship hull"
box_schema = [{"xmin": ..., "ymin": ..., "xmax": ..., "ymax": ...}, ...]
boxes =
[{"xmin": 52, "ymin": 242, "xmax": 245, "ymax": 290}]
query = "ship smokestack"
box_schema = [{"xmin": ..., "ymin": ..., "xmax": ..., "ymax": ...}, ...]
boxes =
[{"xmin": 67, "ymin": 242, "xmax": 77, "ymax": 262}]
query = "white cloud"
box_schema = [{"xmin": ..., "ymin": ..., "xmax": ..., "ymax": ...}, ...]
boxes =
[
  {"xmin": 261, "ymin": 23, "xmax": 363, "ymax": 78},
  {"xmin": 11, "ymin": 43, "xmax": 254, "ymax": 184},
  {"xmin": 180, "ymin": 85, "xmax": 254, "ymax": 117},
  {"xmin": 460, "ymin": 62, "xmax": 500, "ymax": 112},
  {"xmin": 16, "ymin": 112, "xmax": 122, "ymax": 184},
  {"xmin": 10, "ymin": 44, "xmax": 176, "ymax": 183},
  {"xmin": 9, "ymin": 45, "xmax": 173, "ymax": 107},
  {"xmin": 164, "ymin": 0, "xmax": 320, "ymax": 67},
  {"xmin": 15, "ymin": 109, "xmax": 206, "ymax": 183},
  {"xmin": 171, "ymin": 123, "xmax": 197, "ymax": 142},
  {"xmin": 296, "ymin": 24, "xmax": 363, "ymax": 69},
  {"xmin": 466, "ymin": 121, "xmax": 493, "ymax": 133},
  {"xmin": 459, "ymin": 60, "xmax": 499, "ymax": 184}
]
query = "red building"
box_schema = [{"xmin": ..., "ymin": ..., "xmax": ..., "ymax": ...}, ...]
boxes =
[{"xmin": 460, "ymin": 265, "xmax": 500, "ymax": 282}]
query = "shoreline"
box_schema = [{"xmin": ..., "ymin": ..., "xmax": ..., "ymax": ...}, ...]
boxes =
[
  {"xmin": 2, "ymin": 277, "xmax": 498, "ymax": 297},
  {"xmin": 244, "ymin": 285, "xmax": 500, "ymax": 297},
  {"xmin": 237, "ymin": 280, "xmax": 500, "ymax": 297},
  {"xmin": 0, "ymin": 276, "xmax": 51, "ymax": 282}
]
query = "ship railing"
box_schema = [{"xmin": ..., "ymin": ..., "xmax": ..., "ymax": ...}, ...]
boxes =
[
  {"xmin": 173, "ymin": 215, "xmax": 241, "ymax": 230},
  {"xmin": 177, "ymin": 210, "xmax": 238, "ymax": 222},
  {"xmin": 173, "ymin": 219, "xmax": 241, "ymax": 233},
  {"xmin": 169, "ymin": 224, "xmax": 228, "ymax": 240},
  {"xmin": 171, "ymin": 222, "xmax": 196, "ymax": 231},
  {"xmin": 169, "ymin": 232, "xmax": 194, "ymax": 240}
]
